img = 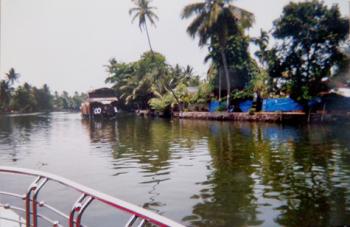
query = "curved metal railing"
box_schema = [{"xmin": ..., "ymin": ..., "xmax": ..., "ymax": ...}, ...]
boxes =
[{"xmin": 0, "ymin": 166, "xmax": 184, "ymax": 227}]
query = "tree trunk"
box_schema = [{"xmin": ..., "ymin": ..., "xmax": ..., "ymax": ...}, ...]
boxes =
[
  {"xmin": 218, "ymin": 68, "xmax": 222, "ymax": 101},
  {"xmin": 220, "ymin": 50, "xmax": 230, "ymax": 108},
  {"xmin": 168, "ymin": 87, "xmax": 182, "ymax": 113},
  {"xmin": 144, "ymin": 22, "xmax": 154, "ymax": 53}
]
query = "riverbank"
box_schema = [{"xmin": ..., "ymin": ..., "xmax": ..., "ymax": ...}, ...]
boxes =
[{"xmin": 172, "ymin": 111, "xmax": 350, "ymax": 123}]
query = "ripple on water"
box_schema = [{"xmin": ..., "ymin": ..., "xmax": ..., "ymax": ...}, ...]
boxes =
[{"xmin": 1, "ymin": 114, "xmax": 350, "ymax": 227}]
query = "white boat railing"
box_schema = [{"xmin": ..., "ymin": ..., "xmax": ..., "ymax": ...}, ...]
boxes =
[{"xmin": 0, "ymin": 166, "xmax": 184, "ymax": 227}]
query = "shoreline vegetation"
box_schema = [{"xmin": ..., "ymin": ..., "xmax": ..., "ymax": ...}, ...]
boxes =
[
  {"xmin": 0, "ymin": 68, "xmax": 87, "ymax": 114},
  {"xmin": 103, "ymin": 0, "xmax": 350, "ymax": 122},
  {"xmin": 1, "ymin": 1, "xmax": 349, "ymax": 123}
]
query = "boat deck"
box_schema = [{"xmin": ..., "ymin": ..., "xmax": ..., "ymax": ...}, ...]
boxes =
[
  {"xmin": 0, "ymin": 166, "xmax": 184, "ymax": 227},
  {"xmin": 0, "ymin": 206, "xmax": 25, "ymax": 227}
]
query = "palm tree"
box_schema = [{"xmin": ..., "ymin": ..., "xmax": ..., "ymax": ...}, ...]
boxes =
[
  {"xmin": 252, "ymin": 30, "xmax": 270, "ymax": 68},
  {"xmin": 5, "ymin": 68, "xmax": 20, "ymax": 85},
  {"xmin": 150, "ymin": 64, "xmax": 193, "ymax": 113},
  {"xmin": 0, "ymin": 79, "xmax": 11, "ymax": 111},
  {"xmin": 182, "ymin": 0, "xmax": 254, "ymax": 108},
  {"xmin": 129, "ymin": 0, "xmax": 158, "ymax": 53}
]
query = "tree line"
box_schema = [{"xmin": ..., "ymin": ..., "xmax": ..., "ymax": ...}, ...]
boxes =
[
  {"xmin": 0, "ymin": 68, "xmax": 86, "ymax": 113},
  {"xmin": 106, "ymin": 0, "xmax": 349, "ymax": 112},
  {"xmin": 1, "ymin": 0, "xmax": 347, "ymax": 114}
]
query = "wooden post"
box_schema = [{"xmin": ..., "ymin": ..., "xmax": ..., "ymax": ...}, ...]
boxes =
[{"xmin": 321, "ymin": 103, "xmax": 326, "ymax": 122}]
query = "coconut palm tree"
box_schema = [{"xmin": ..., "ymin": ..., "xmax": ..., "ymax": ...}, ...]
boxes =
[
  {"xmin": 0, "ymin": 79, "xmax": 11, "ymax": 111},
  {"xmin": 252, "ymin": 30, "xmax": 270, "ymax": 68},
  {"xmin": 129, "ymin": 0, "xmax": 158, "ymax": 53},
  {"xmin": 182, "ymin": 0, "xmax": 254, "ymax": 108},
  {"xmin": 5, "ymin": 68, "xmax": 20, "ymax": 85}
]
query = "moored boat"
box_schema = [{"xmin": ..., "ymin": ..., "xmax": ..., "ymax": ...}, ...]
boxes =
[{"xmin": 80, "ymin": 88, "xmax": 119, "ymax": 119}]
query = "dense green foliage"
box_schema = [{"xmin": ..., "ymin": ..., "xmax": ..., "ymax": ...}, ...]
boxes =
[
  {"xmin": 52, "ymin": 91, "xmax": 87, "ymax": 111},
  {"xmin": 103, "ymin": 0, "xmax": 349, "ymax": 114},
  {"xmin": 5, "ymin": 0, "xmax": 346, "ymax": 114},
  {"xmin": 105, "ymin": 51, "xmax": 205, "ymax": 111},
  {"xmin": 0, "ymin": 68, "xmax": 86, "ymax": 113},
  {"xmin": 182, "ymin": 0, "xmax": 254, "ymax": 107},
  {"xmin": 268, "ymin": 1, "xmax": 349, "ymax": 103},
  {"xmin": 9, "ymin": 83, "xmax": 52, "ymax": 112},
  {"xmin": 206, "ymin": 35, "xmax": 258, "ymax": 97}
]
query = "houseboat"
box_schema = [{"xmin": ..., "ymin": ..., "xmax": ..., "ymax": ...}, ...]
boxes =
[{"xmin": 81, "ymin": 88, "xmax": 119, "ymax": 119}]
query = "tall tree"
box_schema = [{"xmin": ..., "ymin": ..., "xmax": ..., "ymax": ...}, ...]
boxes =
[
  {"xmin": 0, "ymin": 68, "xmax": 20, "ymax": 111},
  {"xmin": 32, "ymin": 84, "xmax": 53, "ymax": 111},
  {"xmin": 10, "ymin": 83, "xmax": 36, "ymax": 112},
  {"xmin": 182, "ymin": 0, "xmax": 254, "ymax": 107},
  {"xmin": 270, "ymin": 1, "xmax": 349, "ymax": 102},
  {"xmin": 252, "ymin": 30, "xmax": 270, "ymax": 68},
  {"xmin": 5, "ymin": 68, "xmax": 20, "ymax": 85},
  {"xmin": 0, "ymin": 80, "xmax": 11, "ymax": 111},
  {"xmin": 129, "ymin": 0, "xmax": 159, "ymax": 53},
  {"xmin": 205, "ymin": 34, "xmax": 254, "ymax": 99}
]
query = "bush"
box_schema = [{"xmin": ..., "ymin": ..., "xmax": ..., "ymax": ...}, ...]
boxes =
[
  {"xmin": 217, "ymin": 103, "xmax": 227, "ymax": 112},
  {"xmin": 148, "ymin": 94, "xmax": 174, "ymax": 112},
  {"xmin": 249, "ymin": 108, "xmax": 256, "ymax": 115}
]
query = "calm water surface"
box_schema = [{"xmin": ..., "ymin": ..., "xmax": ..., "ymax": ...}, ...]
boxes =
[{"xmin": 0, "ymin": 112, "xmax": 350, "ymax": 227}]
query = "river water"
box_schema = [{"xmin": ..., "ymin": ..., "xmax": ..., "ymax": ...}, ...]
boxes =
[{"xmin": 0, "ymin": 112, "xmax": 349, "ymax": 227}]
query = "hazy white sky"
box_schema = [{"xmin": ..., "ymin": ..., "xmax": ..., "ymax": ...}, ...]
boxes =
[{"xmin": 1, "ymin": 0, "xmax": 348, "ymax": 93}]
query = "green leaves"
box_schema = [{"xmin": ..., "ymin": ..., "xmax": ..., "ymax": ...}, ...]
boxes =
[
  {"xmin": 182, "ymin": 0, "xmax": 254, "ymax": 47},
  {"xmin": 270, "ymin": 0, "xmax": 349, "ymax": 102},
  {"xmin": 129, "ymin": 0, "xmax": 158, "ymax": 29},
  {"xmin": 5, "ymin": 68, "xmax": 20, "ymax": 86},
  {"xmin": 105, "ymin": 51, "xmax": 200, "ymax": 110},
  {"xmin": 129, "ymin": 0, "xmax": 158, "ymax": 52}
]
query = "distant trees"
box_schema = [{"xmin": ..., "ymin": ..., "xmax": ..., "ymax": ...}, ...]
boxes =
[
  {"xmin": 5, "ymin": 68, "xmax": 20, "ymax": 86},
  {"xmin": 1, "ymin": 81, "xmax": 53, "ymax": 113},
  {"xmin": 52, "ymin": 91, "xmax": 87, "ymax": 111},
  {"xmin": 32, "ymin": 84, "xmax": 52, "ymax": 111},
  {"xmin": 0, "ymin": 68, "xmax": 86, "ymax": 113},
  {"xmin": 0, "ymin": 68, "xmax": 18, "ymax": 112},
  {"xmin": 10, "ymin": 83, "xmax": 38, "ymax": 112}
]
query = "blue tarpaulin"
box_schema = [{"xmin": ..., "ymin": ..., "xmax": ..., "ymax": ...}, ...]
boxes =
[
  {"xmin": 308, "ymin": 97, "xmax": 322, "ymax": 108},
  {"xmin": 239, "ymin": 100, "xmax": 253, "ymax": 112},
  {"xmin": 262, "ymin": 98, "xmax": 303, "ymax": 112},
  {"xmin": 209, "ymin": 101, "xmax": 220, "ymax": 112}
]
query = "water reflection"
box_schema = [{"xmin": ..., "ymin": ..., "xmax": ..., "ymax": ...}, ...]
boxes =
[
  {"xmin": 82, "ymin": 117, "xmax": 350, "ymax": 226},
  {"xmin": 180, "ymin": 122, "xmax": 350, "ymax": 227},
  {"xmin": 183, "ymin": 122, "xmax": 262, "ymax": 226},
  {"xmin": 0, "ymin": 113, "xmax": 349, "ymax": 226},
  {"xmin": 0, "ymin": 113, "xmax": 51, "ymax": 162},
  {"xmin": 81, "ymin": 119, "xmax": 118, "ymax": 144},
  {"xmin": 113, "ymin": 118, "xmax": 174, "ymax": 213}
]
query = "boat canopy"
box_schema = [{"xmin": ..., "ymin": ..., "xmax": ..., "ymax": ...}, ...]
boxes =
[{"xmin": 88, "ymin": 88, "xmax": 117, "ymax": 99}]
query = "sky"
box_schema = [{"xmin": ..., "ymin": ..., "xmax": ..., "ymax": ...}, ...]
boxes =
[{"xmin": 1, "ymin": 0, "xmax": 348, "ymax": 94}]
